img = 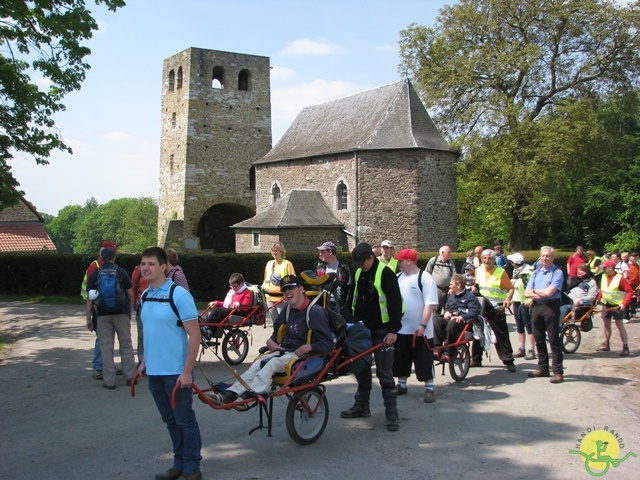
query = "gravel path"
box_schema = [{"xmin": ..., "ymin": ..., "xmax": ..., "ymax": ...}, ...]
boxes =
[{"xmin": 1, "ymin": 301, "xmax": 639, "ymax": 480}]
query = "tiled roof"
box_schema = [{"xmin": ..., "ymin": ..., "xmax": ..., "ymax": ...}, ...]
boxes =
[
  {"xmin": 0, "ymin": 223, "xmax": 57, "ymax": 252},
  {"xmin": 233, "ymin": 190, "xmax": 343, "ymax": 229},
  {"xmin": 257, "ymin": 79, "xmax": 452, "ymax": 164}
]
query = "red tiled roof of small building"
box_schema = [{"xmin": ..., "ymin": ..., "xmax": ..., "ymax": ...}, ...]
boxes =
[{"xmin": 0, "ymin": 223, "xmax": 57, "ymax": 252}]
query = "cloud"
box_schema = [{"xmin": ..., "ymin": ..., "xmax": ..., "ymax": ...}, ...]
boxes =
[
  {"xmin": 376, "ymin": 44, "xmax": 396, "ymax": 53},
  {"xmin": 270, "ymin": 66, "xmax": 295, "ymax": 81},
  {"xmin": 102, "ymin": 131, "xmax": 134, "ymax": 142},
  {"xmin": 281, "ymin": 38, "xmax": 347, "ymax": 56},
  {"xmin": 271, "ymin": 79, "xmax": 369, "ymax": 141}
]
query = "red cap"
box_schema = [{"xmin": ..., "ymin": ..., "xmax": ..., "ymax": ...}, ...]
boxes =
[
  {"xmin": 395, "ymin": 248, "xmax": 418, "ymax": 262},
  {"xmin": 101, "ymin": 241, "xmax": 118, "ymax": 253},
  {"xmin": 599, "ymin": 259, "xmax": 616, "ymax": 269}
]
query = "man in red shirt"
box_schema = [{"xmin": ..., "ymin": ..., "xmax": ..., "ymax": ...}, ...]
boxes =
[
  {"xmin": 627, "ymin": 252, "xmax": 639, "ymax": 321},
  {"xmin": 566, "ymin": 246, "xmax": 587, "ymax": 283}
]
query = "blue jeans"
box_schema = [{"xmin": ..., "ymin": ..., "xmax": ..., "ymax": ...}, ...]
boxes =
[
  {"xmin": 148, "ymin": 375, "xmax": 202, "ymax": 474},
  {"xmin": 92, "ymin": 314, "xmax": 103, "ymax": 370}
]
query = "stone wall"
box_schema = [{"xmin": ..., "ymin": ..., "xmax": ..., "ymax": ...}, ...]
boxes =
[
  {"xmin": 254, "ymin": 148, "xmax": 457, "ymax": 252},
  {"xmin": 158, "ymin": 48, "xmax": 272, "ymax": 250}
]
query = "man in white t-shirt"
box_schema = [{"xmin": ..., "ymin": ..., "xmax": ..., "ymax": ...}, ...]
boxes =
[{"xmin": 392, "ymin": 248, "xmax": 439, "ymax": 403}]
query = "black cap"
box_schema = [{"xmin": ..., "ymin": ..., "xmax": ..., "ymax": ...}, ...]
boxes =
[
  {"xmin": 100, "ymin": 247, "xmax": 117, "ymax": 260},
  {"xmin": 352, "ymin": 242, "xmax": 374, "ymax": 268},
  {"xmin": 280, "ymin": 274, "xmax": 301, "ymax": 289}
]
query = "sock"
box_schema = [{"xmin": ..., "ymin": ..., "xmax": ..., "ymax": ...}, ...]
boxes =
[
  {"xmin": 398, "ymin": 379, "xmax": 407, "ymax": 388},
  {"xmin": 424, "ymin": 380, "xmax": 433, "ymax": 392}
]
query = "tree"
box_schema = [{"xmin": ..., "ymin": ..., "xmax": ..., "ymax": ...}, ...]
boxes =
[
  {"xmin": 399, "ymin": 0, "xmax": 640, "ymax": 248},
  {"xmin": 0, "ymin": 0, "xmax": 125, "ymax": 209}
]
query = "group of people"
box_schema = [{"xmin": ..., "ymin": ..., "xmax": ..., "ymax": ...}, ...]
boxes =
[{"xmin": 80, "ymin": 239, "xmax": 637, "ymax": 480}]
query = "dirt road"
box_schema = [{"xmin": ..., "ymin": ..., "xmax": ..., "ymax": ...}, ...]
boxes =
[{"xmin": 1, "ymin": 301, "xmax": 639, "ymax": 479}]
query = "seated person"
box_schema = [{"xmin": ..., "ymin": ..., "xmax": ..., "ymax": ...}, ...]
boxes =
[
  {"xmin": 202, "ymin": 273, "xmax": 253, "ymax": 324},
  {"xmin": 206, "ymin": 275, "xmax": 333, "ymax": 408},
  {"xmin": 434, "ymin": 274, "xmax": 481, "ymax": 361},
  {"xmin": 559, "ymin": 263, "xmax": 598, "ymax": 322}
]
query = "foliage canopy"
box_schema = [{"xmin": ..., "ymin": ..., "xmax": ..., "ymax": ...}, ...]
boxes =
[{"xmin": 0, "ymin": 0, "xmax": 125, "ymax": 208}]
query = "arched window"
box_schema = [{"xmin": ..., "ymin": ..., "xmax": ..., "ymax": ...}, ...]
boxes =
[
  {"xmin": 177, "ymin": 66, "xmax": 183, "ymax": 89},
  {"xmin": 212, "ymin": 66, "xmax": 224, "ymax": 89},
  {"xmin": 271, "ymin": 183, "xmax": 281, "ymax": 203},
  {"xmin": 336, "ymin": 181, "xmax": 348, "ymax": 210},
  {"xmin": 168, "ymin": 69, "xmax": 175, "ymax": 91},
  {"xmin": 238, "ymin": 69, "xmax": 250, "ymax": 91}
]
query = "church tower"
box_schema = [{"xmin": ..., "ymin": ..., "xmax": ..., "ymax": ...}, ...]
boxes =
[{"xmin": 157, "ymin": 48, "xmax": 272, "ymax": 251}]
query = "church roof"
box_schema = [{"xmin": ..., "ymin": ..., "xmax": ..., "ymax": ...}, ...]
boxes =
[
  {"xmin": 233, "ymin": 190, "xmax": 343, "ymax": 229},
  {"xmin": 257, "ymin": 79, "xmax": 451, "ymax": 164}
]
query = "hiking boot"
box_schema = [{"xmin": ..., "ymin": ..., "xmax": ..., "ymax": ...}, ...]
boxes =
[
  {"xmin": 155, "ymin": 467, "xmax": 182, "ymax": 480},
  {"xmin": 513, "ymin": 347, "xmax": 526, "ymax": 358},
  {"xmin": 506, "ymin": 362, "xmax": 516, "ymax": 373},
  {"xmin": 93, "ymin": 369, "xmax": 103, "ymax": 380},
  {"xmin": 423, "ymin": 389, "xmax": 435, "ymax": 403},
  {"xmin": 115, "ymin": 368, "xmax": 123, "ymax": 375},
  {"xmin": 103, "ymin": 383, "xmax": 116, "ymax": 390},
  {"xmin": 176, "ymin": 472, "xmax": 202, "ymax": 480},
  {"xmin": 596, "ymin": 342, "xmax": 610, "ymax": 352},
  {"xmin": 550, "ymin": 374, "xmax": 564, "ymax": 384},
  {"xmin": 525, "ymin": 349, "xmax": 536, "ymax": 360},
  {"xmin": 391, "ymin": 384, "xmax": 407, "ymax": 395},
  {"xmin": 620, "ymin": 345, "xmax": 630, "ymax": 357},
  {"xmin": 386, "ymin": 418, "xmax": 399, "ymax": 432},
  {"xmin": 470, "ymin": 360, "xmax": 482, "ymax": 368},
  {"xmin": 527, "ymin": 369, "xmax": 550, "ymax": 378},
  {"xmin": 340, "ymin": 404, "xmax": 371, "ymax": 418}
]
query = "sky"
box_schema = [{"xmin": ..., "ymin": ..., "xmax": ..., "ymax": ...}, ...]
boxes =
[{"xmin": 9, "ymin": 0, "xmax": 454, "ymax": 216}]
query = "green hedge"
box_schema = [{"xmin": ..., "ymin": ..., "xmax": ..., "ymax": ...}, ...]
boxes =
[{"xmin": 0, "ymin": 250, "xmax": 570, "ymax": 302}]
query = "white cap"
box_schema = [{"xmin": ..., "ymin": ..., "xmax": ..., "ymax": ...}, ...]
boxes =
[
  {"xmin": 506, "ymin": 253, "xmax": 525, "ymax": 265},
  {"xmin": 88, "ymin": 289, "xmax": 100, "ymax": 301},
  {"xmin": 380, "ymin": 240, "xmax": 393, "ymax": 248}
]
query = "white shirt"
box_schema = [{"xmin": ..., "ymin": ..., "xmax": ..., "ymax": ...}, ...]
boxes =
[{"xmin": 397, "ymin": 271, "xmax": 439, "ymax": 338}]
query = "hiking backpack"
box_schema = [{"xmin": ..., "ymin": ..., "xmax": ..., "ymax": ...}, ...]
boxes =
[{"xmin": 96, "ymin": 265, "xmax": 128, "ymax": 315}]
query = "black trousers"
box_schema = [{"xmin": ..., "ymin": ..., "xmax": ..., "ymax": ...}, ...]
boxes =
[
  {"xmin": 392, "ymin": 333, "xmax": 433, "ymax": 382},
  {"xmin": 471, "ymin": 310, "xmax": 514, "ymax": 364},
  {"xmin": 530, "ymin": 300, "xmax": 563, "ymax": 375}
]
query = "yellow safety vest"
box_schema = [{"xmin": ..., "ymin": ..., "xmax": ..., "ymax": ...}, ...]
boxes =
[
  {"xmin": 601, "ymin": 274, "xmax": 626, "ymax": 306},
  {"xmin": 476, "ymin": 265, "xmax": 508, "ymax": 304},
  {"xmin": 80, "ymin": 260, "xmax": 100, "ymax": 300},
  {"xmin": 381, "ymin": 257, "xmax": 398, "ymax": 273},
  {"xmin": 352, "ymin": 262, "xmax": 404, "ymax": 322},
  {"xmin": 589, "ymin": 257, "xmax": 604, "ymax": 275}
]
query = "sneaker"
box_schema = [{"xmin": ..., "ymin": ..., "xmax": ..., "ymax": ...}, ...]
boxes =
[
  {"xmin": 103, "ymin": 383, "xmax": 116, "ymax": 390},
  {"xmin": 527, "ymin": 369, "xmax": 550, "ymax": 378},
  {"xmin": 525, "ymin": 349, "xmax": 536, "ymax": 360},
  {"xmin": 391, "ymin": 384, "xmax": 408, "ymax": 395},
  {"xmin": 550, "ymin": 374, "xmax": 564, "ymax": 384},
  {"xmin": 513, "ymin": 347, "xmax": 526, "ymax": 358},
  {"xmin": 93, "ymin": 369, "xmax": 103, "ymax": 380},
  {"xmin": 423, "ymin": 389, "xmax": 435, "ymax": 403},
  {"xmin": 115, "ymin": 368, "xmax": 123, "ymax": 375},
  {"xmin": 623, "ymin": 319, "xmax": 630, "ymax": 324},
  {"xmin": 621, "ymin": 345, "xmax": 630, "ymax": 357},
  {"xmin": 205, "ymin": 391, "xmax": 233, "ymax": 406},
  {"xmin": 176, "ymin": 472, "xmax": 202, "ymax": 480},
  {"xmin": 470, "ymin": 360, "xmax": 482, "ymax": 368},
  {"xmin": 506, "ymin": 362, "xmax": 516, "ymax": 373},
  {"xmin": 155, "ymin": 467, "xmax": 182, "ymax": 480},
  {"xmin": 386, "ymin": 418, "xmax": 399, "ymax": 432},
  {"xmin": 596, "ymin": 342, "xmax": 610, "ymax": 352},
  {"xmin": 340, "ymin": 404, "xmax": 371, "ymax": 418}
]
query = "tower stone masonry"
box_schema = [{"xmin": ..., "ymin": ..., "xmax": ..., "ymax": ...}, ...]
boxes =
[{"xmin": 158, "ymin": 47, "xmax": 272, "ymax": 252}]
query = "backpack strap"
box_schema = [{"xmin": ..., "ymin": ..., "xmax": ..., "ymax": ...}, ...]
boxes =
[
  {"xmin": 141, "ymin": 283, "xmax": 182, "ymax": 327},
  {"xmin": 397, "ymin": 271, "xmax": 424, "ymax": 293}
]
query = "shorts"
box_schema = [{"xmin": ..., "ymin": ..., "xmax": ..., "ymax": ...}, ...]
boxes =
[{"xmin": 601, "ymin": 305, "xmax": 624, "ymax": 321}]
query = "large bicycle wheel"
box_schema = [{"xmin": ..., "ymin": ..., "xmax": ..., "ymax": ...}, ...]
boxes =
[
  {"xmin": 449, "ymin": 344, "xmax": 470, "ymax": 382},
  {"xmin": 222, "ymin": 329, "xmax": 249, "ymax": 365},
  {"xmin": 285, "ymin": 387, "xmax": 329, "ymax": 445},
  {"xmin": 561, "ymin": 324, "xmax": 581, "ymax": 354}
]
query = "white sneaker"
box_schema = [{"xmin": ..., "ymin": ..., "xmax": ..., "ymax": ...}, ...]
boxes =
[{"xmin": 623, "ymin": 319, "xmax": 630, "ymax": 324}]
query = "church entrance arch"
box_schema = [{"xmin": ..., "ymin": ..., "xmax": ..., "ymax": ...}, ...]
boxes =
[{"xmin": 197, "ymin": 203, "xmax": 254, "ymax": 252}]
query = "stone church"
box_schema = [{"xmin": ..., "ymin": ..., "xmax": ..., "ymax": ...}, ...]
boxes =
[{"xmin": 157, "ymin": 47, "xmax": 458, "ymax": 254}]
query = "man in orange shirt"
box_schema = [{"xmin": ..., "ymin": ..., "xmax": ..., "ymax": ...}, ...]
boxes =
[{"xmin": 626, "ymin": 252, "xmax": 639, "ymax": 321}]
